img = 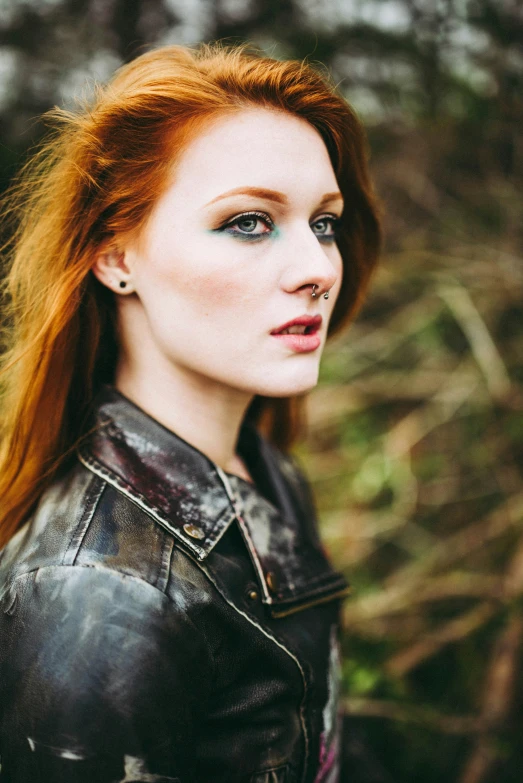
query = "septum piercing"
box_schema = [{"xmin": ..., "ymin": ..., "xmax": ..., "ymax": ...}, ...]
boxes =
[{"xmin": 312, "ymin": 284, "xmax": 329, "ymax": 300}]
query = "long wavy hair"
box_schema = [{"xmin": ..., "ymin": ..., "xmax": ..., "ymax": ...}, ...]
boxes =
[{"xmin": 0, "ymin": 42, "xmax": 381, "ymax": 547}]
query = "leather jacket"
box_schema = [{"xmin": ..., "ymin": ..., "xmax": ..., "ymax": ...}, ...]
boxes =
[{"xmin": 0, "ymin": 385, "xmax": 350, "ymax": 783}]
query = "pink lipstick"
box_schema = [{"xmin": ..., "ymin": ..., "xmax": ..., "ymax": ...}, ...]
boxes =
[{"xmin": 270, "ymin": 314, "xmax": 322, "ymax": 353}]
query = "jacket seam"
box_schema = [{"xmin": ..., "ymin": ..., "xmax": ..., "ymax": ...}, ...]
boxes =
[
  {"xmin": 236, "ymin": 514, "xmax": 273, "ymax": 604},
  {"xmin": 269, "ymin": 575, "xmax": 349, "ymax": 606},
  {"xmin": 62, "ymin": 473, "xmax": 107, "ymax": 567},
  {"xmin": 10, "ymin": 561, "xmax": 174, "ymax": 600},
  {"xmin": 156, "ymin": 532, "xmax": 175, "ymax": 594},
  {"xmin": 197, "ymin": 561, "xmax": 310, "ymax": 783},
  {"xmin": 269, "ymin": 587, "xmax": 351, "ymax": 618}
]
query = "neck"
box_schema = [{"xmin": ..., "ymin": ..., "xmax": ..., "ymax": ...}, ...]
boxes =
[{"xmin": 114, "ymin": 361, "xmax": 254, "ymax": 482}]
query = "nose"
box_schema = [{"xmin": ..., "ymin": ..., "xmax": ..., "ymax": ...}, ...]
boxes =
[{"xmin": 279, "ymin": 222, "xmax": 340, "ymax": 298}]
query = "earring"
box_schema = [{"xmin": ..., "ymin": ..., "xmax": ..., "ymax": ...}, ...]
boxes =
[
  {"xmin": 119, "ymin": 281, "xmax": 127, "ymax": 289},
  {"xmin": 312, "ymin": 285, "xmax": 330, "ymax": 299}
]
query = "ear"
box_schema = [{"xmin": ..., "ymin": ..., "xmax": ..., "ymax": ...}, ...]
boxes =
[{"xmin": 91, "ymin": 243, "xmax": 134, "ymax": 294}]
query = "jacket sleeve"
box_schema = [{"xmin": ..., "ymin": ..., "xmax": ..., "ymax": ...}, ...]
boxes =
[{"xmin": 0, "ymin": 564, "xmax": 214, "ymax": 782}]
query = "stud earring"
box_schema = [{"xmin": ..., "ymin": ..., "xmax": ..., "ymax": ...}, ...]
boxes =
[{"xmin": 119, "ymin": 281, "xmax": 127, "ymax": 289}]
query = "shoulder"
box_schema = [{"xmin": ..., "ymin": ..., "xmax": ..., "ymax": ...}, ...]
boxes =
[
  {"xmin": 0, "ymin": 456, "xmax": 180, "ymax": 595},
  {"xmin": 2, "ymin": 562, "xmax": 210, "ymax": 665},
  {"xmin": 0, "ymin": 458, "xmax": 215, "ymax": 720},
  {"xmin": 0, "ymin": 456, "xmax": 217, "ymax": 675},
  {"xmin": 0, "ymin": 454, "xmax": 220, "ymax": 694},
  {"xmin": 0, "ymin": 563, "xmax": 212, "ymax": 780}
]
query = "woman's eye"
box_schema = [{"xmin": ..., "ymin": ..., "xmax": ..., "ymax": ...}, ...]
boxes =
[
  {"xmin": 312, "ymin": 215, "xmax": 340, "ymax": 241},
  {"xmin": 220, "ymin": 211, "xmax": 273, "ymax": 239}
]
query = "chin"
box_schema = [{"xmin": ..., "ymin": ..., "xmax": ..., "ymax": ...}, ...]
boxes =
[{"xmin": 251, "ymin": 365, "xmax": 320, "ymax": 398}]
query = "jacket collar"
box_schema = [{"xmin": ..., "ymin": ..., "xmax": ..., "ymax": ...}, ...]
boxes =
[{"xmin": 77, "ymin": 385, "xmax": 349, "ymax": 616}]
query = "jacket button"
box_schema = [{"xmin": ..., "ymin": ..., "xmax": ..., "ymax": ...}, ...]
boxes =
[
  {"xmin": 183, "ymin": 523, "xmax": 205, "ymax": 540},
  {"xmin": 246, "ymin": 588, "xmax": 259, "ymax": 602},
  {"xmin": 266, "ymin": 570, "xmax": 280, "ymax": 594}
]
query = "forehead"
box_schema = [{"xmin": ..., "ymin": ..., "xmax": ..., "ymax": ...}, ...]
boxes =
[{"xmin": 169, "ymin": 108, "xmax": 339, "ymax": 205}]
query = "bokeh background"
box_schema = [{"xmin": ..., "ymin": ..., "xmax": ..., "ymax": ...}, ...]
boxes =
[{"xmin": 0, "ymin": 1, "xmax": 521, "ymax": 781}]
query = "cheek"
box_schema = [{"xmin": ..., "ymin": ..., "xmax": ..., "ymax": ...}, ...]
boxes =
[
  {"xmin": 136, "ymin": 223, "xmax": 270, "ymax": 327},
  {"xmin": 193, "ymin": 269, "xmax": 247, "ymax": 311},
  {"xmin": 144, "ymin": 250, "xmax": 257, "ymax": 323}
]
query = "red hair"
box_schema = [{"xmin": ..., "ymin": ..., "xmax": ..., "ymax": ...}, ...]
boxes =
[{"xmin": 0, "ymin": 42, "xmax": 381, "ymax": 547}]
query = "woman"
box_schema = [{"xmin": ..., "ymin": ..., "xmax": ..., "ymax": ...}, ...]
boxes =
[{"xmin": 0, "ymin": 43, "xmax": 380, "ymax": 782}]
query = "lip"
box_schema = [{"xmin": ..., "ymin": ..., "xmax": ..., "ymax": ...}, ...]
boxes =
[
  {"xmin": 270, "ymin": 314, "xmax": 323, "ymax": 354},
  {"xmin": 271, "ymin": 314, "xmax": 323, "ymax": 335}
]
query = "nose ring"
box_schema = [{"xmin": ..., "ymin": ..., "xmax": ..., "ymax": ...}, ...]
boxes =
[{"xmin": 311, "ymin": 285, "xmax": 330, "ymax": 300}]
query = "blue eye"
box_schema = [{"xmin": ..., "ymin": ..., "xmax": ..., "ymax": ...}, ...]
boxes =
[
  {"xmin": 312, "ymin": 215, "xmax": 340, "ymax": 242},
  {"xmin": 219, "ymin": 211, "xmax": 273, "ymax": 240},
  {"xmin": 214, "ymin": 210, "xmax": 340, "ymax": 243}
]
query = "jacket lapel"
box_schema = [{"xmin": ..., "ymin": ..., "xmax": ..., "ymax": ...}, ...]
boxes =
[{"xmin": 78, "ymin": 385, "xmax": 349, "ymax": 615}]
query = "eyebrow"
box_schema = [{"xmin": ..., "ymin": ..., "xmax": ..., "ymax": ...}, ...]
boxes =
[{"xmin": 204, "ymin": 186, "xmax": 344, "ymax": 210}]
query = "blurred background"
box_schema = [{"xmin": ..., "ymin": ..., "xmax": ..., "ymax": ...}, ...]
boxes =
[{"xmin": 0, "ymin": 1, "xmax": 521, "ymax": 780}]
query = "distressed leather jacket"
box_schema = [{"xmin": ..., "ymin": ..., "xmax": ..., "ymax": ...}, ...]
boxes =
[{"xmin": 0, "ymin": 385, "xmax": 350, "ymax": 783}]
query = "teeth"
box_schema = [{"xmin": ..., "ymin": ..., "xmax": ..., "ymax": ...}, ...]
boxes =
[{"xmin": 281, "ymin": 325, "xmax": 307, "ymax": 335}]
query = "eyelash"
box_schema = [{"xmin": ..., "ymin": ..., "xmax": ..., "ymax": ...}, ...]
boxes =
[{"xmin": 217, "ymin": 210, "xmax": 341, "ymax": 242}]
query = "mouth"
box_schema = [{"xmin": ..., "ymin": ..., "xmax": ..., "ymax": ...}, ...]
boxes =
[
  {"xmin": 270, "ymin": 315, "xmax": 323, "ymax": 354},
  {"xmin": 271, "ymin": 314, "xmax": 322, "ymax": 336}
]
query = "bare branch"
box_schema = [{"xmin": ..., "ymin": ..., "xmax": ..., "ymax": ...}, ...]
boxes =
[
  {"xmin": 342, "ymin": 697, "xmax": 482, "ymax": 735},
  {"xmin": 438, "ymin": 284, "xmax": 512, "ymax": 399},
  {"xmin": 343, "ymin": 572, "xmax": 503, "ymax": 625},
  {"xmin": 385, "ymin": 492, "xmax": 523, "ymax": 589},
  {"xmin": 386, "ymin": 602, "xmax": 497, "ymax": 676}
]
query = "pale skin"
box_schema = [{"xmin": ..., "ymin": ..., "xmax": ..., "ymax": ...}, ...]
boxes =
[{"xmin": 92, "ymin": 108, "xmax": 344, "ymax": 482}]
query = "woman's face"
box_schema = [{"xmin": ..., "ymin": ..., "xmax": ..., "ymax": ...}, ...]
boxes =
[{"xmin": 111, "ymin": 108, "xmax": 344, "ymax": 399}]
